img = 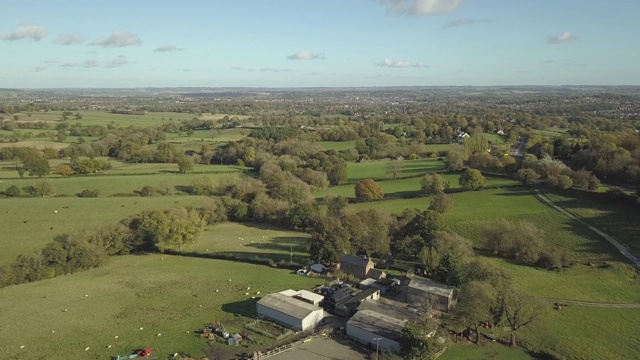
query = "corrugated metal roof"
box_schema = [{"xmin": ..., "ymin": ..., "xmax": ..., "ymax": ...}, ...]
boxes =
[
  {"xmin": 341, "ymin": 255, "xmax": 370, "ymax": 267},
  {"xmin": 347, "ymin": 309, "xmax": 407, "ymax": 340},
  {"xmin": 408, "ymin": 278, "xmax": 454, "ymax": 298},
  {"xmin": 279, "ymin": 289, "xmax": 298, "ymax": 297},
  {"xmin": 297, "ymin": 290, "xmax": 324, "ymax": 303},
  {"xmin": 257, "ymin": 293, "xmax": 321, "ymax": 320}
]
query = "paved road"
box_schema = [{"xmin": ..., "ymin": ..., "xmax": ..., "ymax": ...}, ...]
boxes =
[{"xmin": 536, "ymin": 190, "xmax": 640, "ymax": 269}]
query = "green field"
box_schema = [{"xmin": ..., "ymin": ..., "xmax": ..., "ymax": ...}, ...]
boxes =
[
  {"xmin": 316, "ymin": 174, "xmax": 518, "ymax": 200},
  {"xmin": 0, "ymin": 196, "xmax": 213, "ymax": 265},
  {"xmin": 533, "ymin": 127, "xmax": 569, "ymax": 138},
  {"xmin": 316, "ymin": 140, "xmax": 356, "ymax": 151},
  {"xmin": 424, "ymin": 143, "xmax": 452, "ymax": 152},
  {"xmin": 520, "ymin": 306, "xmax": 640, "ymax": 360},
  {"xmin": 346, "ymin": 158, "xmax": 446, "ymax": 182},
  {"xmin": 440, "ymin": 341, "xmax": 532, "ymax": 360},
  {"xmin": 0, "ymin": 254, "xmax": 320, "ymax": 359},
  {"xmin": 192, "ymin": 222, "xmax": 310, "ymax": 264}
]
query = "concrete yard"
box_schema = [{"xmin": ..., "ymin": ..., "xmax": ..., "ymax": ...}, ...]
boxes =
[{"xmin": 269, "ymin": 337, "xmax": 368, "ymax": 360}]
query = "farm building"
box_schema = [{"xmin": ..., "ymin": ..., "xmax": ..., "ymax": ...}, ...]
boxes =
[
  {"xmin": 278, "ymin": 289, "xmax": 324, "ymax": 306},
  {"xmin": 407, "ymin": 278, "xmax": 456, "ymax": 312},
  {"xmin": 340, "ymin": 255, "xmax": 385, "ymax": 279},
  {"xmin": 333, "ymin": 288, "xmax": 380, "ymax": 317},
  {"xmin": 256, "ymin": 293, "xmax": 324, "ymax": 331},
  {"xmin": 346, "ymin": 309, "xmax": 407, "ymax": 353},
  {"xmin": 358, "ymin": 278, "xmax": 397, "ymax": 294}
]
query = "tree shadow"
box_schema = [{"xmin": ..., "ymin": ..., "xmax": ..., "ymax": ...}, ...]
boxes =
[{"xmin": 221, "ymin": 297, "xmax": 259, "ymax": 318}]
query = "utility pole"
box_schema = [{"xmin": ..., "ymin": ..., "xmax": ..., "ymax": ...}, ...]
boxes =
[
  {"xmin": 290, "ymin": 246, "xmax": 293, "ymax": 263},
  {"xmin": 373, "ymin": 337, "xmax": 382, "ymax": 360}
]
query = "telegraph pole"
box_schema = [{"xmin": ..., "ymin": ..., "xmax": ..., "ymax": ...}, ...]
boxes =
[{"xmin": 373, "ymin": 337, "xmax": 382, "ymax": 360}]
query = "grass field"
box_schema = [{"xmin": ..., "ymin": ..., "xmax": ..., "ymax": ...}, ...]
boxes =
[
  {"xmin": 0, "ymin": 254, "xmax": 321, "ymax": 359},
  {"xmin": 542, "ymin": 189, "xmax": 640, "ymax": 257},
  {"xmin": 0, "ymin": 172, "xmax": 244, "ymax": 197},
  {"xmin": 519, "ymin": 306, "xmax": 640, "ymax": 360},
  {"xmin": 192, "ymin": 222, "xmax": 310, "ymax": 264},
  {"xmin": 483, "ymin": 133, "xmax": 508, "ymax": 144},
  {"xmin": 0, "ymin": 196, "xmax": 214, "ymax": 265},
  {"xmin": 316, "ymin": 174, "xmax": 518, "ymax": 200},
  {"xmin": 346, "ymin": 158, "xmax": 446, "ymax": 182},
  {"xmin": 533, "ymin": 127, "xmax": 569, "ymax": 138},
  {"xmin": 440, "ymin": 341, "xmax": 532, "ymax": 360},
  {"xmin": 424, "ymin": 143, "xmax": 452, "ymax": 152}
]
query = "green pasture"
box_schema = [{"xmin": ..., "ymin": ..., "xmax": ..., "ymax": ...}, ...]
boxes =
[
  {"xmin": 489, "ymin": 258, "xmax": 639, "ymax": 303},
  {"xmin": 165, "ymin": 127, "xmax": 250, "ymax": 143},
  {"xmin": 0, "ymin": 172, "xmax": 243, "ymax": 196},
  {"xmin": 0, "ymin": 254, "xmax": 320, "ymax": 359},
  {"xmin": 483, "ymin": 132, "xmax": 508, "ymax": 144},
  {"xmin": 440, "ymin": 341, "xmax": 532, "ymax": 360},
  {"xmin": 519, "ymin": 306, "xmax": 640, "ymax": 360},
  {"xmin": 316, "ymin": 174, "xmax": 518, "ymax": 200},
  {"xmin": 346, "ymin": 158, "xmax": 446, "ymax": 182},
  {"xmin": 542, "ymin": 189, "xmax": 640, "ymax": 257},
  {"xmin": 533, "ymin": 127, "xmax": 569, "ymax": 138},
  {"xmin": 423, "ymin": 143, "xmax": 452, "ymax": 153},
  {"xmin": 192, "ymin": 222, "xmax": 310, "ymax": 264},
  {"xmin": 0, "ymin": 196, "xmax": 213, "ymax": 265},
  {"xmin": 316, "ymin": 140, "xmax": 356, "ymax": 151}
]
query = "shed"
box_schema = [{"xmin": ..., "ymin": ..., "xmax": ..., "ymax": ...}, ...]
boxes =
[
  {"xmin": 407, "ymin": 278, "xmax": 456, "ymax": 312},
  {"xmin": 256, "ymin": 293, "xmax": 324, "ymax": 331},
  {"xmin": 333, "ymin": 288, "xmax": 380, "ymax": 317},
  {"xmin": 366, "ymin": 268, "xmax": 387, "ymax": 280},
  {"xmin": 310, "ymin": 264, "xmax": 325, "ymax": 273},
  {"xmin": 340, "ymin": 255, "xmax": 374, "ymax": 279},
  {"xmin": 346, "ymin": 309, "xmax": 407, "ymax": 353}
]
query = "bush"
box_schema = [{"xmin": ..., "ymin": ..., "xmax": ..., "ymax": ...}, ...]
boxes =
[
  {"xmin": 4, "ymin": 185, "xmax": 20, "ymax": 197},
  {"xmin": 354, "ymin": 179, "xmax": 384, "ymax": 201},
  {"xmin": 537, "ymin": 250, "xmax": 562, "ymax": 269},
  {"xmin": 138, "ymin": 185, "xmax": 160, "ymax": 197},
  {"xmin": 77, "ymin": 188, "xmax": 101, "ymax": 198}
]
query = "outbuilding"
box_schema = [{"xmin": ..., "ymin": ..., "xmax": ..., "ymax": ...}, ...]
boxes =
[
  {"xmin": 346, "ymin": 309, "xmax": 406, "ymax": 353},
  {"xmin": 407, "ymin": 278, "xmax": 456, "ymax": 312},
  {"xmin": 256, "ymin": 293, "xmax": 324, "ymax": 331}
]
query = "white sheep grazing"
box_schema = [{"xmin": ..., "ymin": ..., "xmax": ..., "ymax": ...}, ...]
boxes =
[
  {"xmin": 114, "ymin": 335, "xmax": 118, "ymax": 339},
  {"xmin": 107, "ymin": 345, "xmax": 112, "ymax": 348},
  {"xmin": 245, "ymin": 292, "xmax": 249, "ymax": 296},
  {"xmin": 256, "ymin": 291, "xmax": 260, "ymax": 295},
  {"xmin": 84, "ymin": 294, "xmax": 88, "ymax": 297},
  {"xmin": 84, "ymin": 347, "xmax": 90, "ymax": 351},
  {"xmin": 251, "ymin": 297, "xmax": 256, "ymax": 299},
  {"xmin": 51, "ymin": 330, "xmax": 55, "ymax": 333},
  {"xmin": 157, "ymin": 333, "xmax": 162, "ymax": 337},
  {"xmin": 216, "ymin": 289, "xmax": 219, "ymax": 293},
  {"xmin": 139, "ymin": 327, "xmax": 144, "ymax": 330},
  {"xmin": 247, "ymin": 287, "xmax": 250, "ymax": 290},
  {"xmin": 20, "ymin": 345, "xmax": 24, "ymax": 349}
]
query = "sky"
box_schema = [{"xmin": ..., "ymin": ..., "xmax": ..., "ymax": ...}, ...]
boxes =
[{"xmin": 1, "ymin": 0, "xmax": 638, "ymax": 88}]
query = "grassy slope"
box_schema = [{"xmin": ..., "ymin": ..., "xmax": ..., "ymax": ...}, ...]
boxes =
[
  {"xmin": 0, "ymin": 254, "xmax": 320, "ymax": 360},
  {"xmin": 192, "ymin": 222, "xmax": 310, "ymax": 264},
  {"xmin": 0, "ymin": 196, "xmax": 213, "ymax": 265},
  {"xmin": 346, "ymin": 158, "xmax": 446, "ymax": 182},
  {"xmin": 440, "ymin": 342, "xmax": 532, "ymax": 360},
  {"xmin": 316, "ymin": 140, "xmax": 356, "ymax": 151}
]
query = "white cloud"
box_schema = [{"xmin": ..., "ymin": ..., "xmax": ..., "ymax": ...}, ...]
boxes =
[
  {"xmin": 104, "ymin": 55, "xmax": 131, "ymax": 68},
  {"xmin": 83, "ymin": 60, "xmax": 99, "ymax": 68},
  {"xmin": 442, "ymin": 18, "xmax": 490, "ymax": 28},
  {"xmin": 260, "ymin": 67, "xmax": 291, "ymax": 72},
  {"xmin": 380, "ymin": 0, "xmax": 463, "ymax": 16},
  {"xmin": 374, "ymin": 59, "xmax": 426, "ymax": 68},
  {"xmin": 286, "ymin": 51, "xmax": 325, "ymax": 60},
  {"xmin": 89, "ymin": 30, "xmax": 142, "ymax": 47},
  {"xmin": 53, "ymin": 33, "xmax": 83, "ymax": 45},
  {"xmin": 2, "ymin": 23, "xmax": 47, "ymax": 41},
  {"xmin": 547, "ymin": 32, "xmax": 578, "ymax": 44},
  {"xmin": 154, "ymin": 45, "xmax": 183, "ymax": 52}
]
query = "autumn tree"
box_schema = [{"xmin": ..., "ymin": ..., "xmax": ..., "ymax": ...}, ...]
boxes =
[
  {"xmin": 177, "ymin": 155, "xmax": 194, "ymax": 173},
  {"xmin": 501, "ymin": 289, "xmax": 547, "ymax": 347},
  {"xmin": 516, "ymin": 168, "xmax": 540, "ymax": 185},
  {"xmin": 386, "ymin": 159, "xmax": 403, "ymax": 179},
  {"xmin": 420, "ymin": 173, "xmax": 450, "ymax": 194},
  {"xmin": 446, "ymin": 146, "xmax": 465, "ymax": 171},
  {"xmin": 133, "ymin": 208, "xmax": 205, "ymax": 252},
  {"xmin": 54, "ymin": 163, "xmax": 74, "ymax": 177},
  {"xmin": 428, "ymin": 192, "xmax": 453, "ymax": 214},
  {"xmin": 34, "ymin": 179, "xmax": 54, "ymax": 197},
  {"xmin": 325, "ymin": 195, "xmax": 348, "ymax": 217},
  {"xmin": 454, "ymin": 281, "xmax": 498, "ymax": 343},
  {"xmin": 354, "ymin": 179, "xmax": 384, "ymax": 201},
  {"xmin": 308, "ymin": 216, "xmax": 350, "ymax": 264},
  {"xmin": 459, "ymin": 169, "xmax": 487, "ymax": 190}
]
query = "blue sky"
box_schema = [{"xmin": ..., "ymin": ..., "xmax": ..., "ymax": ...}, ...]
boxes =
[{"xmin": 1, "ymin": 0, "xmax": 638, "ymax": 88}]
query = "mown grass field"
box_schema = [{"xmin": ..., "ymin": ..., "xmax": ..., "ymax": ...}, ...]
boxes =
[
  {"xmin": 346, "ymin": 158, "xmax": 446, "ymax": 182},
  {"xmin": 0, "ymin": 254, "xmax": 320, "ymax": 360},
  {"xmin": 0, "ymin": 172, "xmax": 244, "ymax": 197},
  {"xmin": 192, "ymin": 222, "xmax": 310, "ymax": 264},
  {"xmin": 0, "ymin": 196, "xmax": 213, "ymax": 265},
  {"xmin": 440, "ymin": 341, "xmax": 532, "ymax": 360},
  {"xmin": 316, "ymin": 174, "xmax": 518, "ymax": 200},
  {"xmin": 316, "ymin": 140, "xmax": 356, "ymax": 151},
  {"xmin": 542, "ymin": 189, "xmax": 640, "ymax": 257},
  {"xmin": 519, "ymin": 306, "xmax": 640, "ymax": 360}
]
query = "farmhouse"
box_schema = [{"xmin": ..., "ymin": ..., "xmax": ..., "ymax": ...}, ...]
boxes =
[
  {"xmin": 340, "ymin": 255, "xmax": 385, "ymax": 279},
  {"xmin": 346, "ymin": 309, "xmax": 407, "ymax": 353},
  {"xmin": 407, "ymin": 278, "xmax": 456, "ymax": 312},
  {"xmin": 256, "ymin": 293, "xmax": 324, "ymax": 331}
]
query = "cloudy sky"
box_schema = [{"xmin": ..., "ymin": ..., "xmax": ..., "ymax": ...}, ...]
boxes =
[{"xmin": 1, "ymin": 0, "xmax": 638, "ymax": 88}]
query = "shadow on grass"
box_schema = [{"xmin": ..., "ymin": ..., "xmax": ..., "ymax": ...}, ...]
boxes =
[
  {"xmin": 243, "ymin": 236, "xmax": 308, "ymax": 254},
  {"xmin": 221, "ymin": 297, "xmax": 259, "ymax": 317}
]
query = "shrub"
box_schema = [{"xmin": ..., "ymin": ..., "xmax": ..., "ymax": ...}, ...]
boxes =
[
  {"xmin": 77, "ymin": 189, "xmax": 101, "ymax": 198},
  {"xmin": 5, "ymin": 185, "xmax": 20, "ymax": 197},
  {"xmin": 354, "ymin": 179, "xmax": 384, "ymax": 201}
]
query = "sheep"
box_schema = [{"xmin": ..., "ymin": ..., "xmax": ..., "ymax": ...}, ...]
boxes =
[
  {"xmin": 63, "ymin": 309, "xmax": 68, "ymax": 312},
  {"xmin": 251, "ymin": 297, "xmax": 256, "ymax": 299},
  {"xmin": 20, "ymin": 345, "xmax": 24, "ymax": 349},
  {"xmin": 245, "ymin": 292, "xmax": 249, "ymax": 296},
  {"xmin": 84, "ymin": 347, "xmax": 90, "ymax": 351},
  {"xmin": 139, "ymin": 327, "xmax": 144, "ymax": 330},
  {"xmin": 247, "ymin": 286, "xmax": 251, "ymax": 290},
  {"xmin": 107, "ymin": 345, "xmax": 112, "ymax": 349},
  {"xmin": 84, "ymin": 294, "xmax": 88, "ymax": 297},
  {"xmin": 215, "ymin": 289, "xmax": 219, "ymax": 293},
  {"xmin": 114, "ymin": 335, "xmax": 118, "ymax": 339},
  {"xmin": 256, "ymin": 291, "xmax": 260, "ymax": 295},
  {"xmin": 157, "ymin": 333, "xmax": 162, "ymax": 337}
]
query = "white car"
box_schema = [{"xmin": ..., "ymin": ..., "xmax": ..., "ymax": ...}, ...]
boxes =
[{"xmin": 296, "ymin": 269, "xmax": 309, "ymax": 276}]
